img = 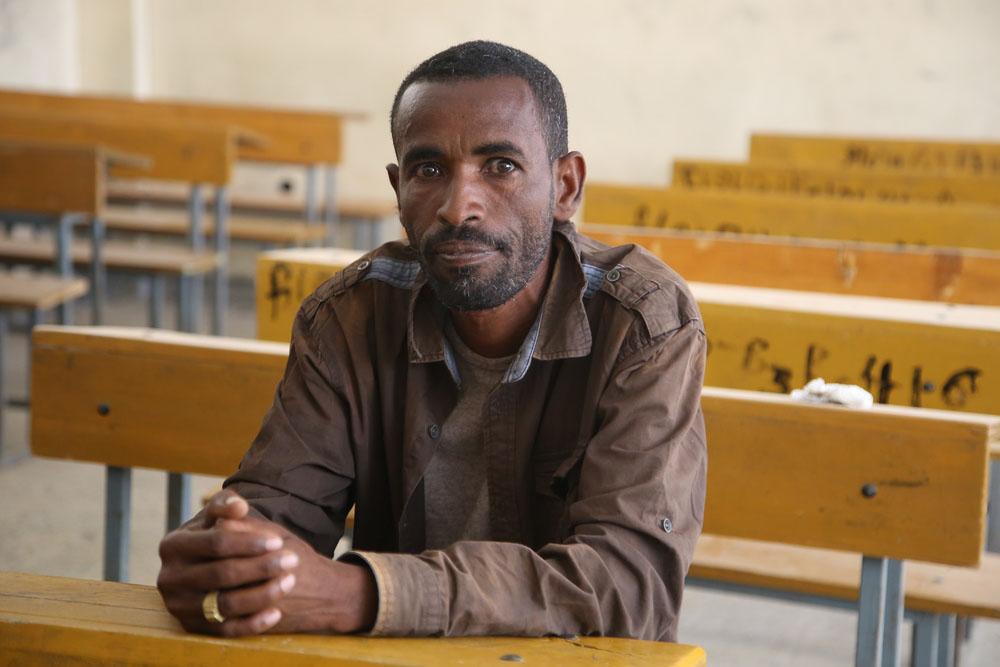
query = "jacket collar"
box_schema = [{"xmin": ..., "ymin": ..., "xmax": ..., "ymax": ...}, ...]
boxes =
[{"xmin": 407, "ymin": 221, "xmax": 593, "ymax": 385}]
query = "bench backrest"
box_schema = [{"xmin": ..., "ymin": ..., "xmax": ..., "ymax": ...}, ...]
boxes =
[
  {"xmin": 582, "ymin": 183, "xmax": 1000, "ymax": 251},
  {"xmin": 0, "ymin": 109, "xmax": 250, "ymax": 185},
  {"xmin": 0, "ymin": 88, "xmax": 350, "ymax": 165},
  {"xmin": 30, "ymin": 326, "xmax": 996, "ymax": 566},
  {"xmin": 246, "ymin": 250, "xmax": 1000, "ymax": 415},
  {"xmin": 671, "ymin": 159, "xmax": 1000, "ymax": 207},
  {"xmin": 749, "ymin": 133, "xmax": 1000, "ymax": 177},
  {"xmin": 582, "ymin": 223, "xmax": 1000, "ymax": 307}
]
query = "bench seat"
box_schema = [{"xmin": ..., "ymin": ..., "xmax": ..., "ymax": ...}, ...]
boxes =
[
  {"xmin": 0, "ymin": 272, "xmax": 88, "ymax": 311},
  {"xmin": 102, "ymin": 206, "xmax": 328, "ymax": 245},
  {"xmin": 691, "ymin": 535, "xmax": 1000, "ymax": 620},
  {"xmin": 0, "ymin": 238, "xmax": 218, "ymax": 276}
]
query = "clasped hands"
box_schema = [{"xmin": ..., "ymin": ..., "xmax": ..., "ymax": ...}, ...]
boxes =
[{"xmin": 156, "ymin": 490, "xmax": 376, "ymax": 637}]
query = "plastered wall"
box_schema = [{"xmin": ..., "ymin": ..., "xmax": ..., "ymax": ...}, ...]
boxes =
[{"xmin": 5, "ymin": 0, "xmax": 1000, "ymax": 204}]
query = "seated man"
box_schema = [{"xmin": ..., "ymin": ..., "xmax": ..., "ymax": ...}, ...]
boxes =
[{"xmin": 157, "ymin": 40, "xmax": 707, "ymax": 642}]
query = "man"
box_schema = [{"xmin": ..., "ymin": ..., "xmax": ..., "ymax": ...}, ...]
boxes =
[{"xmin": 157, "ymin": 40, "xmax": 707, "ymax": 642}]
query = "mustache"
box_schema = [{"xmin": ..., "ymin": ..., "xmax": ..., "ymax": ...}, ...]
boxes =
[{"xmin": 422, "ymin": 225, "xmax": 512, "ymax": 255}]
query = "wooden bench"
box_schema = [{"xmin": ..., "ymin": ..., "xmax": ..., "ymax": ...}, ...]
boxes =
[
  {"xmin": 0, "ymin": 110, "xmax": 252, "ymax": 335},
  {"xmin": 582, "ymin": 183, "xmax": 1000, "ymax": 251},
  {"xmin": 581, "ymin": 223, "xmax": 1000, "ymax": 306},
  {"xmin": 0, "ymin": 571, "xmax": 705, "ymax": 667},
  {"xmin": 748, "ymin": 134, "xmax": 1000, "ymax": 177},
  {"xmin": 671, "ymin": 159, "xmax": 1000, "ymax": 206},
  {"xmin": 29, "ymin": 325, "xmax": 997, "ymax": 666},
  {"xmin": 0, "ymin": 272, "xmax": 87, "ymax": 463},
  {"xmin": 255, "ymin": 247, "xmax": 365, "ymax": 341},
  {"xmin": 0, "ymin": 88, "xmax": 360, "ymax": 244},
  {"xmin": 106, "ymin": 179, "xmax": 399, "ymax": 249}
]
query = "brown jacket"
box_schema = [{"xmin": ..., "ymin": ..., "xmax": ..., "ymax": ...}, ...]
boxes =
[{"xmin": 226, "ymin": 221, "xmax": 707, "ymax": 641}]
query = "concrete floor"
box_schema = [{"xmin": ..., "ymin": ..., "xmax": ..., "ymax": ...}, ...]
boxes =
[{"xmin": 1, "ymin": 251, "xmax": 997, "ymax": 665}]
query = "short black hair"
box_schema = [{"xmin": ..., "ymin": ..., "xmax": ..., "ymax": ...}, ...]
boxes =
[{"xmin": 391, "ymin": 40, "xmax": 569, "ymax": 162}]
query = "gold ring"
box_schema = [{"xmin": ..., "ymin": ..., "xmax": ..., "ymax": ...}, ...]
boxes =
[{"xmin": 202, "ymin": 590, "xmax": 225, "ymax": 623}]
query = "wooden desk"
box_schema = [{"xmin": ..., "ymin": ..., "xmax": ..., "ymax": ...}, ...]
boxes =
[{"xmin": 0, "ymin": 571, "xmax": 706, "ymax": 666}]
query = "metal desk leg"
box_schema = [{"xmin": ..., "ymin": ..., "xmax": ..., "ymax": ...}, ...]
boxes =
[
  {"xmin": 187, "ymin": 184, "xmax": 205, "ymax": 333},
  {"xmin": 89, "ymin": 217, "xmax": 106, "ymax": 325},
  {"xmin": 937, "ymin": 614, "xmax": 956, "ymax": 667},
  {"xmin": 55, "ymin": 214, "xmax": 75, "ymax": 325},
  {"xmin": 305, "ymin": 164, "xmax": 319, "ymax": 223},
  {"xmin": 856, "ymin": 555, "xmax": 889, "ymax": 667},
  {"xmin": 912, "ymin": 613, "xmax": 940, "ymax": 667},
  {"xmin": 148, "ymin": 275, "xmax": 166, "ymax": 328},
  {"xmin": 212, "ymin": 185, "xmax": 229, "ymax": 336},
  {"xmin": 324, "ymin": 164, "xmax": 338, "ymax": 246},
  {"xmin": 104, "ymin": 465, "xmax": 132, "ymax": 582},
  {"xmin": 880, "ymin": 559, "xmax": 904, "ymax": 667},
  {"xmin": 166, "ymin": 471, "xmax": 191, "ymax": 532},
  {"xmin": 0, "ymin": 313, "xmax": 6, "ymax": 463}
]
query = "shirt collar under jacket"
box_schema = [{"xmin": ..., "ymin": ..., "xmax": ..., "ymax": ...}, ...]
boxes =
[{"xmin": 405, "ymin": 220, "xmax": 596, "ymax": 386}]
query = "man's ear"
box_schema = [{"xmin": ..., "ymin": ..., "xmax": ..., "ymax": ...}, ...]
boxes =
[
  {"xmin": 552, "ymin": 152, "xmax": 586, "ymax": 222},
  {"xmin": 387, "ymin": 163, "xmax": 401, "ymax": 202}
]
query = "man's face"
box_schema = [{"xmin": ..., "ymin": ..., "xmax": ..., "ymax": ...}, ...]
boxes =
[{"xmin": 388, "ymin": 77, "xmax": 556, "ymax": 312}]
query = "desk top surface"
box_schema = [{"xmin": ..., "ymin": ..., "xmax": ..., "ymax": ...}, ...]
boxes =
[{"xmin": 0, "ymin": 571, "xmax": 706, "ymax": 666}]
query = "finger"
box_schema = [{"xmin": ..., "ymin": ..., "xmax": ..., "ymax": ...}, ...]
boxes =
[
  {"xmin": 215, "ymin": 517, "xmax": 288, "ymax": 540},
  {"xmin": 216, "ymin": 607, "xmax": 282, "ymax": 637},
  {"xmin": 166, "ymin": 550, "xmax": 299, "ymax": 591},
  {"xmin": 217, "ymin": 573, "xmax": 296, "ymax": 619},
  {"xmin": 203, "ymin": 491, "xmax": 250, "ymax": 526},
  {"xmin": 159, "ymin": 527, "xmax": 283, "ymax": 562}
]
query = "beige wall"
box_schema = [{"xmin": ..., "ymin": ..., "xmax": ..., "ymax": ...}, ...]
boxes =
[
  {"xmin": 8, "ymin": 0, "xmax": 1000, "ymax": 204},
  {"xmin": 0, "ymin": 0, "xmax": 78, "ymax": 90}
]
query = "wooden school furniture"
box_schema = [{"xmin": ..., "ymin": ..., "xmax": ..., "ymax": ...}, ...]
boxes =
[
  {"xmin": 581, "ymin": 224, "xmax": 1000, "ymax": 306},
  {"xmin": 28, "ymin": 325, "xmax": 998, "ymax": 667},
  {"xmin": 0, "ymin": 272, "xmax": 87, "ymax": 464},
  {"xmin": 255, "ymin": 247, "xmax": 365, "ymax": 341},
  {"xmin": 748, "ymin": 133, "xmax": 1000, "ymax": 177},
  {"xmin": 0, "ymin": 108, "xmax": 251, "ymax": 335},
  {"xmin": 582, "ymin": 183, "xmax": 1000, "ymax": 251},
  {"xmin": 0, "ymin": 572, "xmax": 706, "ymax": 667},
  {"xmin": 0, "ymin": 87, "xmax": 358, "ymax": 245},
  {"xmin": 671, "ymin": 158, "xmax": 1000, "ymax": 206}
]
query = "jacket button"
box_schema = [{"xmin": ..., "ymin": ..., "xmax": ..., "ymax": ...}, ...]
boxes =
[
  {"xmin": 606, "ymin": 268, "xmax": 621, "ymax": 283},
  {"xmin": 661, "ymin": 517, "xmax": 673, "ymax": 533},
  {"xmin": 356, "ymin": 260, "xmax": 371, "ymax": 271},
  {"xmin": 427, "ymin": 423, "xmax": 441, "ymax": 439}
]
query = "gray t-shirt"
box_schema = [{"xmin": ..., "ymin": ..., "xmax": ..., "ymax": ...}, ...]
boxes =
[{"xmin": 423, "ymin": 322, "xmax": 513, "ymax": 550}]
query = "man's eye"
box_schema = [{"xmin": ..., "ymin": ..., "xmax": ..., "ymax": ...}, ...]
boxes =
[
  {"xmin": 417, "ymin": 164, "xmax": 442, "ymax": 178},
  {"xmin": 488, "ymin": 158, "xmax": 517, "ymax": 175}
]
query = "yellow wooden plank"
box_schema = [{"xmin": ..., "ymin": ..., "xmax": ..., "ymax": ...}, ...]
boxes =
[
  {"xmin": 701, "ymin": 386, "xmax": 993, "ymax": 565},
  {"xmin": 749, "ymin": 133, "xmax": 1000, "ymax": 177},
  {"xmin": 582, "ymin": 183, "xmax": 1000, "ymax": 251},
  {"xmin": 694, "ymin": 282, "xmax": 1000, "ymax": 414},
  {"xmin": 582, "ymin": 223, "xmax": 1000, "ymax": 306},
  {"xmin": 0, "ymin": 141, "xmax": 102, "ymax": 215},
  {"xmin": 0, "ymin": 272, "xmax": 88, "ymax": 310},
  {"xmin": 0, "ymin": 571, "xmax": 706, "ymax": 667},
  {"xmin": 0, "ymin": 238, "xmax": 219, "ymax": 276},
  {"xmin": 672, "ymin": 158, "xmax": 1000, "ymax": 206},
  {"xmin": 256, "ymin": 248, "xmax": 365, "ymax": 341},
  {"xmin": 691, "ymin": 535, "xmax": 1000, "ymax": 619},
  {"xmin": 31, "ymin": 327, "xmax": 997, "ymax": 564},
  {"xmin": 0, "ymin": 108, "xmax": 239, "ymax": 185},
  {"xmin": 31, "ymin": 326, "xmax": 288, "ymax": 477},
  {"xmin": 0, "ymin": 88, "xmax": 353, "ymax": 165}
]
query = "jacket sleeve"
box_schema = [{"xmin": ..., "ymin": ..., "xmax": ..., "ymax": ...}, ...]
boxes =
[
  {"xmin": 347, "ymin": 319, "xmax": 708, "ymax": 641},
  {"xmin": 223, "ymin": 305, "xmax": 356, "ymax": 558}
]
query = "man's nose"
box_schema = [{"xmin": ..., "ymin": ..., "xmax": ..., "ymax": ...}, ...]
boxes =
[{"xmin": 437, "ymin": 169, "xmax": 485, "ymax": 227}]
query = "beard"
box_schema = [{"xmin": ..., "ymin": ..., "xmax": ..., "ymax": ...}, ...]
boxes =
[{"xmin": 415, "ymin": 201, "xmax": 554, "ymax": 312}]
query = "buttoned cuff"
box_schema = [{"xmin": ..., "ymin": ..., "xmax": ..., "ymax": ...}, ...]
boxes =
[{"xmin": 341, "ymin": 550, "xmax": 446, "ymax": 636}]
